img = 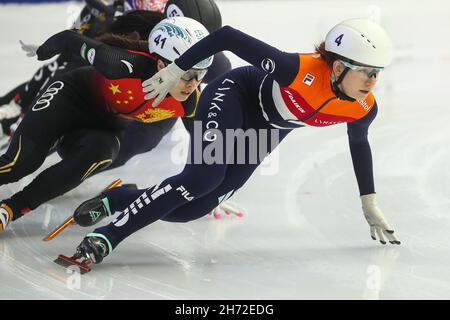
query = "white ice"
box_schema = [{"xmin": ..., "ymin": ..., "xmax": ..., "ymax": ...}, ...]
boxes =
[{"xmin": 0, "ymin": 0, "xmax": 449, "ymax": 299}]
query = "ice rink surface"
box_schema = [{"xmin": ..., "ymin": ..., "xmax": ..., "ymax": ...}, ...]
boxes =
[{"xmin": 0, "ymin": 0, "xmax": 449, "ymax": 299}]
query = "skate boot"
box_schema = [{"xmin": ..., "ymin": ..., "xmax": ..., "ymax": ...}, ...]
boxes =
[
  {"xmin": 54, "ymin": 233, "xmax": 112, "ymax": 274},
  {"xmin": 73, "ymin": 195, "xmax": 113, "ymax": 227},
  {"xmin": 0, "ymin": 202, "xmax": 13, "ymax": 232},
  {"xmin": 75, "ymin": 233, "xmax": 111, "ymax": 264},
  {"xmin": 73, "ymin": 184, "xmax": 137, "ymax": 227},
  {"xmin": 43, "ymin": 179, "xmax": 123, "ymax": 241}
]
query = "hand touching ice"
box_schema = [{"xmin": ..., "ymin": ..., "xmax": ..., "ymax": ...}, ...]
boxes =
[{"xmin": 361, "ymin": 194, "xmax": 400, "ymax": 245}]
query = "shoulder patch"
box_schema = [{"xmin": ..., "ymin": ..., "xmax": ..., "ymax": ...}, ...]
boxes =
[
  {"xmin": 120, "ymin": 60, "xmax": 134, "ymax": 74},
  {"xmin": 261, "ymin": 58, "xmax": 276, "ymax": 73},
  {"xmin": 87, "ymin": 48, "xmax": 96, "ymax": 65},
  {"xmin": 80, "ymin": 43, "xmax": 87, "ymax": 59},
  {"xmin": 302, "ymin": 73, "xmax": 315, "ymax": 86}
]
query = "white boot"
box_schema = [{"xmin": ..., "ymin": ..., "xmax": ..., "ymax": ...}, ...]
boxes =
[
  {"xmin": 0, "ymin": 203, "xmax": 13, "ymax": 232},
  {"xmin": 0, "ymin": 100, "xmax": 21, "ymax": 121}
]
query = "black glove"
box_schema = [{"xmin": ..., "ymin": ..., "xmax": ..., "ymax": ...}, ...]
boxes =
[{"xmin": 35, "ymin": 30, "xmax": 70, "ymax": 61}]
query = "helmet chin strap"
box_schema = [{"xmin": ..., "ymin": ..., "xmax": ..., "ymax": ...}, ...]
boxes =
[{"xmin": 331, "ymin": 67, "xmax": 356, "ymax": 102}]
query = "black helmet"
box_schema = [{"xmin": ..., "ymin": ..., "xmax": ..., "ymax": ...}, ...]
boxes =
[
  {"xmin": 107, "ymin": 10, "xmax": 163, "ymax": 39},
  {"xmin": 164, "ymin": 0, "xmax": 222, "ymax": 33}
]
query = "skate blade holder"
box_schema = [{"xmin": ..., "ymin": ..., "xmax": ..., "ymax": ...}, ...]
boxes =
[
  {"xmin": 54, "ymin": 254, "xmax": 92, "ymax": 274},
  {"xmin": 42, "ymin": 178, "xmax": 123, "ymax": 241}
]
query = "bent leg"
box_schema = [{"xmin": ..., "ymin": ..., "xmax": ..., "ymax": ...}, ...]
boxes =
[
  {"xmin": 0, "ymin": 132, "xmax": 50, "ymax": 187},
  {"xmin": 161, "ymin": 163, "xmax": 259, "ymax": 223},
  {"xmin": 10, "ymin": 129, "xmax": 120, "ymax": 215},
  {"xmin": 91, "ymin": 74, "xmax": 249, "ymax": 249},
  {"xmin": 1, "ymin": 78, "xmax": 113, "ymax": 218},
  {"xmin": 93, "ymin": 157, "xmax": 229, "ymax": 248},
  {"xmin": 0, "ymin": 82, "xmax": 76, "ymax": 192},
  {"xmin": 0, "ymin": 78, "xmax": 88, "ymax": 185}
]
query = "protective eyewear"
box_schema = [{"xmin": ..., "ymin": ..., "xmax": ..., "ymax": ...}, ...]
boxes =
[
  {"xmin": 340, "ymin": 60, "xmax": 383, "ymax": 78},
  {"xmin": 181, "ymin": 68, "xmax": 208, "ymax": 82}
]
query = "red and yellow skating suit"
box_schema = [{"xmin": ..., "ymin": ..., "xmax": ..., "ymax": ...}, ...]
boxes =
[
  {"xmin": 91, "ymin": 50, "xmax": 199, "ymax": 123},
  {"xmin": 56, "ymin": 31, "xmax": 199, "ymax": 123}
]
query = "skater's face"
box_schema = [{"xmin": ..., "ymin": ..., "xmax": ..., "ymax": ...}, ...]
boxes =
[
  {"xmin": 157, "ymin": 59, "xmax": 203, "ymax": 101},
  {"xmin": 171, "ymin": 76, "xmax": 203, "ymax": 101},
  {"xmin": 332, "ymin": 60, "xmax": 380, "ymax": 100}
]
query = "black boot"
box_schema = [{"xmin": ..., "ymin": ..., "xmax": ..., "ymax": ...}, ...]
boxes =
[
  {"xmin": 73, "ymin": 195, "xmax": 112, "ymax": 227},
  {"xmin": 76, "ymin": 234, "xmax": 111, "ymax": 264},
  {"xmin": 73, "ymin": 184, "xmax": 137, "ymax": 227}
]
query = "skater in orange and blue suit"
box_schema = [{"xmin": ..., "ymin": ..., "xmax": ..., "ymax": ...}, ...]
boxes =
[{"xmin": 46, "ymin": 18, "xmax": 401, "ymax": 264}]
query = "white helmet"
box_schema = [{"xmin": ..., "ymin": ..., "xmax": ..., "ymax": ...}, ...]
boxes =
[
  {"xmin": 148, "ymin": 16, "xmax": 214, "ymax": 69},
  {"xmin": 325, "ymin": 18, "xmax": 392, "ymax": 68}
]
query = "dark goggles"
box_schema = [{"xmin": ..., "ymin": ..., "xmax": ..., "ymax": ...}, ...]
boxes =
[{"xmin": 181, "ymin": 68, "xmax": 208, "ymax": 82}]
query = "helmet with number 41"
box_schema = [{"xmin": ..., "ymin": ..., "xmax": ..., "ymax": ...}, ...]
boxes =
[{"xmin": 148, "ymin": 16, "xmax": 214, "ymax": 69}]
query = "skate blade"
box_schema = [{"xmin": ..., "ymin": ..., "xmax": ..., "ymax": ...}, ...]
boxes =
[
  {"xmin": 54, "ymin": 254, "xmax": 92, "ymax": 274},
  {"xmin": 43, "ymin": 216, "xmax": 75, "ymax": 242},
  {"xmin": 105, "ymin": 178, "xmax": 122, "ymax": 190}
]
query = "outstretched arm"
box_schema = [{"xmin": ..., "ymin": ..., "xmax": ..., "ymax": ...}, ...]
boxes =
[
  {"xmin": 34, "ymin": 30, "xmax": 149, "ymax": 79},
  {"xmin": 203, "ymin": 52, "xmax": 232, "ymax": 84},
  {"xmin": 347, "ymin": 104, "xmax": 377, "ymax": 196},
  {"xmin": 175, "ymin": 25, "xmax": 299, "ymax": 86},
  {"xmin": 143, "ymin": 25, "xmax": 299, "ymax": 105},
  {"xmin": 347, "ymin": 103, "xmax": 400, "ymax": 245}
]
